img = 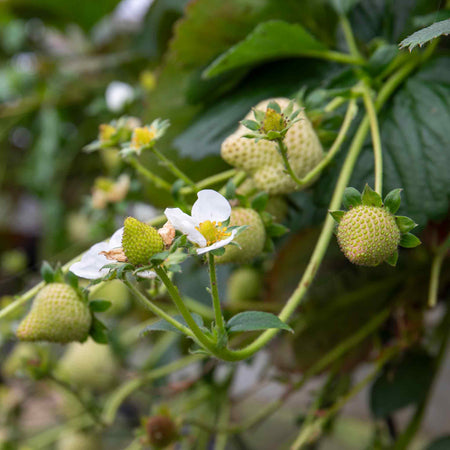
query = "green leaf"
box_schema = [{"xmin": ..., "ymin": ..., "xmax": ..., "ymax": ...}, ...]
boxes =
[
  {"xmin": 140, "ymin": 313, "xmax": 204, "ymax": 335},
  {"xmin": 342, "ymin": 187, "xmax": 362, "ymax": 209},
  {"xmin": 329, "ymin": 210, "xmax": 345, "ymax": 223},
  {"xmin": 241, "ymin": 119, "xmax": 260, "ymax": 131},
  {"xmin": 251, "ymin": 192, "xmax": 269, "ymax": 212},
  {"xmin": 395, "ymin": 216, "xmax": 417, "ymax": 233},
  {"xmin": 227, "ymin": 311, "xmax": 293, "ymax": 333},
  {"xmin": 90, "ymin": 317, "xmax": 108, "ymax": 344},
  {"xmin": 361, "ymin": 184, "xmax": 382, "ymax": 207},
  {"xmin": 399, "ymin": 233, "xmax": 421, "ymax": 248},
  {"xmin": 204, "ymin": 20, "xmax": 328, "ymax": 78},
  {"xmin": 370, "ymin": 351, "xmax": 434, "ymax": 418},
  {"xmin": 426, "ymin": 437, "xmax": 450, "ymax": 450},
  {"xmin": 399, "ymin": 19, "xmax": 450, "ymax": 51},
  {"xmin": 384, "ymin": 188, "xmax": 402, "ymax": 214},
  {"xmin": 266, "ymin": 223, "xmax": 289, "ymax": 238},
  {"xmin": 385, "ymin": 251, "xmax": 398, "ymax": 267},
  {"xmin": 329, "ymin": 0, "xmax": 361, "ymax": 15},
  {"xmin": 41, "ymin": 261, "xmax": 55, "ymax": 284},
  {"xmin": 89, "ymin": 300, "xmax": 112, "ymax": 312}
]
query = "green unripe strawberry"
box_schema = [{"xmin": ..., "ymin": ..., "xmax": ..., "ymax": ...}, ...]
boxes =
[
  {"xmin": 337, "ymin": 205, "xmax": 400, "ymax": 266},
  {"xmin": 16, "ymin": 283, "xmax": 91, "ymax": 344},
  {"xmin": 122, "ymin": 217, "xmax": 164, "ymax": 265},
  {"xmin": 227, "ymin": 267, "xmax": 262, "ymax": 303},
  {"xmin": 221, "ymin": 98, "xmax": 324, "ymax": 194},
  {"xmin": 146, "ymin": 415, "xmax": 178, "ymax": 449},
  {"xmin": 56, "ymin": 431, "xmax": 101, "ymax": 450},
  {"xmin": 57, "ymin": 339, "xmax": 119, "ymax": 391},
  {"xmin": 216, "ymin": 208, "xmax": 266, "ymax": 264}
]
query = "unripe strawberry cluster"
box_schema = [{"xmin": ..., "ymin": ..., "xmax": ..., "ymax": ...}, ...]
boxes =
[
  {"xmin": 221, "ymin": 98, "xmax": 324, "ymax": 194},
  {"xmin": 17, "ymin": 283, "xmax": 91, "ymax": 344}
]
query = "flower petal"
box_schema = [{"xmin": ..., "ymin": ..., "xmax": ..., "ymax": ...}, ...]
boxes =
[
  {"xmin": 196, "ymin": 229, "xmax": 237, "ymax": 255},
  {"xmin": 109, "ymin": 227, "xmax": 124, "ymax": 249},
  {"xmin": 69, "ymin": 242, "xmax": 110, "ymax": 279},
  {"xmin": 164, "ymin": 207, "xmax": 206, "ymax": 247},
  {"xmin": 191, "ymin": 190, "xmax": 231, "ymax": 224}
]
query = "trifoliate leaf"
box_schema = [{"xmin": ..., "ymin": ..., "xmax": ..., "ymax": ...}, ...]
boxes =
[
  {"xmin": 399, "ymin": 233, "xmax": 421, "ymax": 248},
  {"xmin": 399, "ymin": 19, "xmax": 450, "ymax": 52}
]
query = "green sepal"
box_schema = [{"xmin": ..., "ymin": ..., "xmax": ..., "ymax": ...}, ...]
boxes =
[
  {"xmin": 329, "ymin": 210, "xmax": 345, "ymax": 223},
  {"xmin": 342, "ymin": 187, "xmax": 362, "ymax": 209},
  {"xmin": 395, "ymin": 216, "xmax": 417, "ymax": 233},
  {"xmin": 252, "ymin": 108, "xmax": 265, "ymax": 122},
  {"xmin": 267, "ymin": 101, "xmax": 281, "ymax": 113},
  {"xmin": 266, "ymin": 223, "xmax": 289, "ymax": 238},
  {"xmin": 385, "ymin": 251, "xmax": 399, "ymax": 267},
  {"xmin": 399, "ymin": 233, "xmax": 421, "ymax": 248},
  {"xmin": 240, "ymin": 119, "xmax": 260, "ymax": 131},
  {"xmin": 150, "ymin": 251, "xmax": 170, "ymax": 265},
  {"xmin": 89, "ymin": 317, "xmax": 109, "ymax": 344},
  {"xmin": 41, "ymin": 261, "xmax": 55, "ymax": 284},
  {"xmin": 65, "ymin": 271, "xmax": 79, "ymax": 290},
  {"xmin": 384, "ymin": 188, "xmax": 402, "ymax": 214},
  {"xmin": 251, "ymin": 192, "xmax": 269, "ymax": 212},
  {"xmin": 89, "ymin": 300, "xmax": 112, "ymax": 312},
  {"xmin": 210, "ymin": 247, "xmax": 226, "ymax": 257},
  {"xmin": 361, "ymin": 184, "xmax": 382, "ymax": 207}
]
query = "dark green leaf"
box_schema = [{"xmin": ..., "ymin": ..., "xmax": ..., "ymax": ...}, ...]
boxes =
[
  {"xmin": 384, "ymin": 188, "xmax": 402, "ymax": 214},
  {"xmin": 385, "ymin": 251, "xmax": 398, "ymax": 267},
  {"xmin": 140, "ymin": 313, "xmax": 204, "ymax": 335},
  {"xmin": 90, "ymin": 318, "xmax": 108, "ymax": 344},
  {"xmin": 251, "ymin": 192, "xmax": 269, "ymax": 211},
  {"xmin": 370, "ymin": 351, "xmax": 434, "ymax": 418},
  {"xmin": 425, "ymin": 437, "xmax": 450, "ymax": 450},
  {"xmin": 266, "ymin": 223, "xmax": 289, "ymax": 238},
  {"xmin": 329, "ymin": 210, "xmax": 345, "ymax": 223},
  {"xmin": 395, "ymin": 216, "xmax": 417, "ymax": 233},
  {"xmin": 204, "ymin": 20, "xmax": 328, "ymax": 78},
  {"xmin": 399, "ymin": 233, "xmax": 421, "ymax": 248},
  {"xmin": 399, "ymin": 19, "xmax": 450, "ymax": 51},
  {"xmin": 41, "ymin": 261, "xmax": 55, "ymax": 284},
  {"xmin": 361, "ymin": 184, "xmax": 382, "ymax": 207},
  {"xmin": 89, "ymin": 300, "xmax": 112, "ymax": 312},
  {"xmin": 227, "ymin": 311, "xmax": 293, "ymax": 333},
  {"xmin": 342, "ymin": 187, "xmax": 362, "ymax": 209}
]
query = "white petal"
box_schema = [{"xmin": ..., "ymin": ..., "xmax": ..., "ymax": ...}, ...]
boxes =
[
  {"xmin": 109, "ymin": 227, "xmax": 124, "ymax": 249},
  {"xmin": 164, "ymin": 207, "xmax": 207, "ymax": 247},
  {"xmin": 105, "ymin": 81, "xmax": 134, "ymax": 112},
  {"xmin": 196, "ymin": 229, "xmax": 237, "ymax": 255},
  {"xmin": 191, "ymin": 190, "xmax": 231, "ymax": 224},
  {"xmin": 69, "ymin": 242, "xmax": 110, "ymax": 279},
  {"xmin": 136, "ymin": 270, "xmax": 157, "ymax": 279}
]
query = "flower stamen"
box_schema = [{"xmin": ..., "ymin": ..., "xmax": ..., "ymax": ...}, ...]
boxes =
[{"xmin": 196, "ymin": 220, "xmax": 231, "ymax": 246}]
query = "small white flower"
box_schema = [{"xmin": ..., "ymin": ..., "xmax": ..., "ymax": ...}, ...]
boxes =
[
  {"xmin": 105, "ymin": 81, "xmax": 134, "ymax": 112},
  {"xmin": 70, "ymin": 227, "xmax": 156, "ymax": 280},
  {"xmin": 164, "ymin": 189, "xmax": 237, "ymax": 255}
]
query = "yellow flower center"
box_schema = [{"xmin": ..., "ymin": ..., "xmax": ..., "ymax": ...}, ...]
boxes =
[
  {"xmin": 196, "ymin": 220, "xmax": 231, "ymax": 246},
  {"xmin": 131, "ymin": 126, "xmax": 156, "ymax": 149},
  {"xmin": 99, "ymin": 124, "xmax": 116, "ymax": 142},
  {"xmin": 261, "ymin": 108, "xmax": 286, "ymax": 133}
]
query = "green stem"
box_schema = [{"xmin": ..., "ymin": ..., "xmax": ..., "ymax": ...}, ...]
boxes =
[
  {"xmin": 304, "ymin": 49, "xmax": 364, "ymax": 66},
  {"xmin": 219, "ymin": 170, "xmax": 247, "ymax": 195},
  {"xmin": 214, "ymin": 398, "xmax": 231, "ymax": 450},
  {"xmin": 102, "ymin": 354, "xmax": 204, "ymax": 425},
  {"xmin": 124, "ymin": 280, "xmax": 194, "ymax": 337},
  {"xmin": 362, "ymin": 86, "xmax": 383, "ymax": 195},
  {"xmin": 428, "ymin": 235, "xmax": 450, "ymax": 308},
  {"xmin": 151, "ymin": 147, "xmax": 197, "ymax": 191},
  {"xmin": 180, "ymin": 169, "xmax": 237, "ymax": 195},
  {"xmin": 208, "ymin": 253, "xmax": 225, "ymax": 335},
  {"xmin": 340, "ymin": 15, "xmax": 362, "ymax": 59},
  {"xmin": 127, "ymin": 156, "xmax": 172, "ymax": 191},
  {"xmin": 154, "ymin": 266, "xmax": 217, "ymax": 352},
  {"xmin": 297, "ymin": 98, "xmax": 358, "ymax": 186},
  {"xmin": 276, "ymin": 138, "xmax": 305, "ymax": 186}
]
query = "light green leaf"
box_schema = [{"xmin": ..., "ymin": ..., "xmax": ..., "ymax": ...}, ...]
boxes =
[
  {"xmin": 395, "ymin": 216, "xmax": 417, "ymax": 233},
  {"xmin": 204, "ymin": 20, "xmax": 328, "ymax": 78},
  {"xmin": 399, "ymin": 233, "xmax": 421, "ymax": 248},
  {"xmin": 361, "ymin": 184, "xmax": 382, "ymax": 207},
  {"xmin": 399, "ymin": 19, "xmax": 450, "ymax": 51},
  {"xmin": 227, "ymin": 311, "xmax": 293, "ymax": 333},
  {"xmin": 384, "ymin": 188, "xmax": 402, "ymax": 214}
]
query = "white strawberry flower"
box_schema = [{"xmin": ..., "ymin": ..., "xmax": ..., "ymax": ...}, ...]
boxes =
[
  {"xmin": 164, "ymin": 189, "xmax": 237, "ymax": 255},
  {"xmin": 70, "ymin": 227, "xmax": 156, "ymax": 279}
]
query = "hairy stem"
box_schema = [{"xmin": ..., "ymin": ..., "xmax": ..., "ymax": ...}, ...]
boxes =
[
  {"xmin": 276, "ymin": 137, "xmax": 305, "ymax": 186},
  {"xmin": 208, "ymin": 253, "xmax": 225, "ymax": 335},
  {"xmin": 180, "ymin": 169, "xmax": 237, "ymax": 195},
  {"xmin": 127, "ymin": 156, "xmax": 172, "ymax": 191}
]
